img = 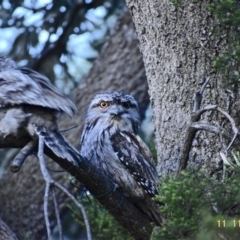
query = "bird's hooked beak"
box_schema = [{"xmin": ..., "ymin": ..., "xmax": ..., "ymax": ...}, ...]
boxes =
[{"xmin": 109, "ymin": 105, "xmax": 124, "ymax": 120}]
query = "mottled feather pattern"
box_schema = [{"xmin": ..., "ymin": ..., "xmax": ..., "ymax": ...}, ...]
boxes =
[
  {"xmin": 0, "ymin": 107, "xmax": 31, "ymax": 137},
  {"xmin": 0, "ymin": 56, "xmax": 16, "ymax": 71},
  {"xmin": 0, "ymin": 57, "xmax": 76, "ymax": 117},
  {"xmin": 80, "ymin": 91, "xmax": 162, "ymax": 225},
  {"xmin": 0, "ymin": 56, "xmax": 77, "ymax": 139},
  {"xmin": 111, "ymin": 131, "xmax": 158, "ymax": 197},
  {"xmin": 35, "ymin": 125, "xmax": 80, "ymax": 165},
  {"xmin": 0, "ymin": 57, "xmax": 80, "ymax": 191}
]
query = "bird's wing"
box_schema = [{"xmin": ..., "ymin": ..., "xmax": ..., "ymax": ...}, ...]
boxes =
[
  {"xmin": 110, "ymin": 131, "xmax": 158, "ymax": 196},
  {"xmin": 0, "ymin": 68, "xmax": 76, "ymax": 117}
]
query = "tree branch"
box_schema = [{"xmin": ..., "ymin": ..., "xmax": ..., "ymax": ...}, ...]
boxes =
[
  {"xmin": 178, "ymin": 77, "xmax": 239, "ymax": 173},
  {"xmin": 10, "ymin": 140, "xmax": 38, "ymax": 173},
  {"xmin": 31, "ymin": 0, "xmax": 106, "ymax": 71},
  {"xmin": 0, "ymin": 129, "xmax": 155, "ymax": 240}
]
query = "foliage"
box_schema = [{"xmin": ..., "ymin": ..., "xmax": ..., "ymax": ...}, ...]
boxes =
[
  {"xmin": 152, "ymin": 167, "xmax": 240, "ymax": 240},
  {"xmin": 68, "ymin": 162, "xmax": 240, "ymax": 239},
  {"xmin": 68, "ymin": 194, "xmax": 133, "ymax": 240},
  {"xmin": 0, "ymin": 0, "xmax": 125, "ymax": 92},
  {"xmin": 208, "ymin": 0, "xmax": 240, "ymax": 90}
]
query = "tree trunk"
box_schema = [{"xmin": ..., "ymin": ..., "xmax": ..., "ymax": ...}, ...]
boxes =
[
  {"xmin": 126, "ymin": 0, "xmax": 240, "ymax": 176},
  {"xmin": 0, "ymin": 9, "xmax": 149, "ymax": 239}
]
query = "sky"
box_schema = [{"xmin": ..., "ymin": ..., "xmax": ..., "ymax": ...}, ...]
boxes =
[{"xmin": 0, "ymin": 0, "xmax": 117, "ymax": 92}]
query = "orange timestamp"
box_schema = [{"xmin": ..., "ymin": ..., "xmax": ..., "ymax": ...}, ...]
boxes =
[{"xmin": 217, "ymin": 220, "xmax": 240, "ymax": 227}]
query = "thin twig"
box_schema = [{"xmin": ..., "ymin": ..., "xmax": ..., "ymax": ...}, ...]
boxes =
[
  {"xmin": 217, "ymin": 107, "xmax": 239, "ymax": 152},
  {"xmin": 191, "ymin": 121, "xmax": 220, "ymax": 134},
  {"xmin": 192, "ymin": 77, "xmax": 210, "ymax": 113},
  {"xmin": 38, "ymin": 136, "xmax": 53, "ymax": 240},
  {"xmin": 191, "ymin": 121, "xmax": 240, "ymax": 152},
  {"xmin": 194, "ymin": 104, "xmax": 217, "ymax": 119},
  {"xmin": 37, "ymin": 134, "xmax": 92, "ymax": 240},
  {"xmin": 192, "ymin": 91, "xmax": 202, "ymax": 114},
  {"xmin": 44, "ymin": 183, "xmax": 52, "ymax": 240},
  {"xmin": 54, "ymin": 181, "xmax": 92, "ymax": 240},
  {"xmin": 52, "ymin": 187, "xmax": 63, "ymax": 240},
  {"xmin": 197, "ymin": 105, "xmax": 239, "ymax": 151},
  {"xmin": 199, "ymin": 77, "xmax": 211, "ymax": 95}
]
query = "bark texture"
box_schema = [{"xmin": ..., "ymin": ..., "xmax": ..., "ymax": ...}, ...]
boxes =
[
  {"xmin": 0, "ymin": 9, "xmax": 149, "ymax": 239},
  {"xmin": 126, "ymin": 0, "xmax": 240, "ymax": 175}
]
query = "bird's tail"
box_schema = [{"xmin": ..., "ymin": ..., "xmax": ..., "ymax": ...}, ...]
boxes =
[
  {"xmin": 135, "ymin": 196, "xmax": 163, "ymax": 226},
  {"xmin": 34, "ymin": 125, "xmax": 80, "ymax": 165}
]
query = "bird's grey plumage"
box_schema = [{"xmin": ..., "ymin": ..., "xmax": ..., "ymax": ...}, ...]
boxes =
[
  {"xmin": 34, "ymin": 125, "xmax": 80, "ymax": 165},
  {"xmin": 80, "ymin": 91, "xmax": 162, "ymax": 225},
  {"xmin": 0, "ymin": 57, "xmax": 79, "ymax": 178},
  {"xmin": 0, "ymin": 56, "xmax": 76, "ymax": 117},
  {"xmin": 0, "ymin": 56, "xmax": 77, "ymax": 138},
  {"xmin": 0, "ymin": 56, "xmax": 16, "ymax": 71}
]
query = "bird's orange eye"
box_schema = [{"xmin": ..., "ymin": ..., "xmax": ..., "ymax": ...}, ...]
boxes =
[
  {"xmin": 100, "ymin": 101, "xmax": 109, "ymax": 108},
  {"xmin": 122, "ymin": 102, "xmax": 131, "ymax": 109}
]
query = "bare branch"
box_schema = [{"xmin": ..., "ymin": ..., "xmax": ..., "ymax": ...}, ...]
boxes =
[
  {"xmin": 10, "ymin": 140, "xmax": 37, "ymax": 173},
  {"xmin": 52, "ymin": 188, "xmax": 63, "ymax": 240},
  {"xmin": 37, "ymin": 133, "xmax": 92, "ymax": 239},
  {"xmin": 54, "ymin": 182, "xmax": 92, "ymax": 240},
  {"xmin": 192, "ymin": 77, "xmax": 211, "ymax": 113},
  {"xmin": 191, "ymin": 121, "xmax": 220, "ymax": 134},
  {"xmin": 217, "ymin": 107, "xmax": 239, "ymax": 152},
  {"xmin": 194, "ymin": 105, "xmax": 238, "ymax": 152},
  {"xmin": 177, "ymin": 124, "xmax": 197, "ymax": 172},
  {"xmin": 42, "ymin": 132, "xmax": 155, "ymax": 239},
  {"xmin": 179, "ymin": 105, "xmax": 239, "ymax": 172},
  {"xmin": 31, "ymin": 0, "xmax": 106, "ymax": 71},
  {"xmin": 199, "ymin": 77, "xmax": 211, "ymax": 96},
  {"xmin": 191, "ymin": 122, "xmax": 240, "ymax": 152},
  {"xmin": 38, "ymin": 136, "xmax": 53, "ymax": 240},
  {"xmin": 193, "ymin": 104, "xmax": 217, "ymax": 119},
  {"xmin": 178, "ymin": 77, "xmax": 239, "ymax": 173},
  {"xmin": 44, "ymin": 183, "xmax": 53, "ymax": 240}
]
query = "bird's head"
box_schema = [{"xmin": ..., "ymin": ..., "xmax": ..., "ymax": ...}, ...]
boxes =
[{"xmin": 86, "ymin": 91, "xmax": 140, "ymax": 134}]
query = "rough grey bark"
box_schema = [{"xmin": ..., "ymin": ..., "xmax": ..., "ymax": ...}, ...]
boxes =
[
  {"xmin": 0, "ymin": 9, "xmax": 149, "ymax": 239},
  {"xmin": 126, "ymin": 0, "xmax": 240, "ymax": 176}
]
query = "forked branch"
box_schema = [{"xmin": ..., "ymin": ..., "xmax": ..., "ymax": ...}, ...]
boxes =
[
  {"xmin": 37, "ymin": 135, "xmax": 92, "ymax": 240},
  {"xmin": 178, "ymin": 77, "xmax": 239, "ymax": 173}
]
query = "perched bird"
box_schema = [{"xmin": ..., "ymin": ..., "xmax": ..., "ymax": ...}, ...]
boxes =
[
  {"xmin": 0, "ymin": 56, "xmax": 76, "ymax": 138},
  {"xmin": 80, "ymin": 91, "xmax": 162, "ymax": 225}
]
